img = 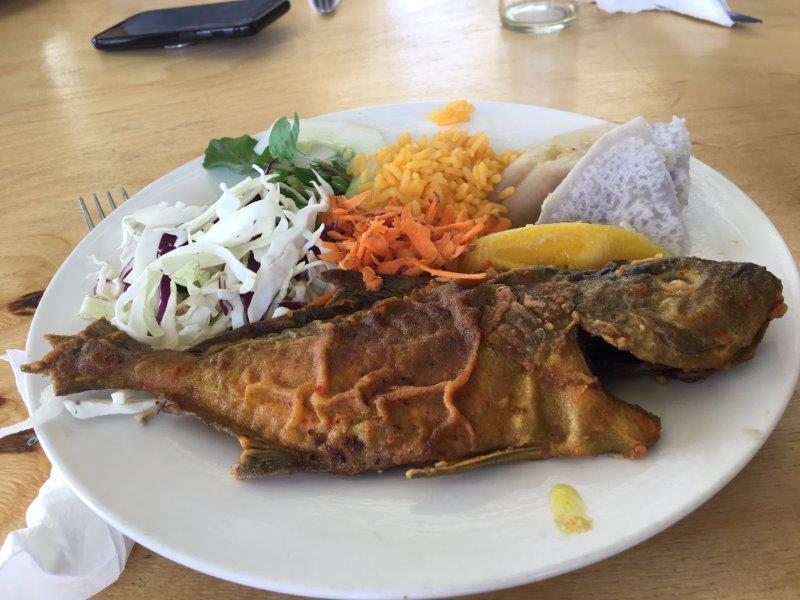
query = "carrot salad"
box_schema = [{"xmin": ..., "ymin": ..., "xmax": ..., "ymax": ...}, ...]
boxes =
[{"xmin": 318, "ymin": 190, "xmax": 510, "ymax": 291}]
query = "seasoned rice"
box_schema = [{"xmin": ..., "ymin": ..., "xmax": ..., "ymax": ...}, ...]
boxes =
[{"xmin": 349, "ymin": 129, "xmax": 518, "ymax": 218}]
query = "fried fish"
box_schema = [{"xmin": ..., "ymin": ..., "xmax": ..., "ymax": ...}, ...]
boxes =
[{"xmin": 23, "ymin": 258, "xmax": 785, "ymax": 479}]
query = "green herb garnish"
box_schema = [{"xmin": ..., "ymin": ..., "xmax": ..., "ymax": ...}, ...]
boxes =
[
  {"xmin": 203, "ymin": 114, "xmax": 352, "ymax": 200},
  {"xmin": 202, "ymin": 135, "xmax": 272, "ymax": 174},
  {"xmin": 268, "ymin": 114, "xmax": 300, "ymax": 163}
]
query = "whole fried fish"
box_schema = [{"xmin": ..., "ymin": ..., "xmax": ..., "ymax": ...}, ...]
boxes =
[{"xmin": 23, "ymin": 258, "xmax": 785, "ymax": 479}]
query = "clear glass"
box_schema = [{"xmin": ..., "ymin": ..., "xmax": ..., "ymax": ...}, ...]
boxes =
[{"xmin": 499, "ymin": 0, "xmax": 579, "ymax": 34}]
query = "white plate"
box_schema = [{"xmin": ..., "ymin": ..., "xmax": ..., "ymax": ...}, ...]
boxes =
[{"xmin": 25, "ymin": 102, "xmax": 800, "ymax": 599}]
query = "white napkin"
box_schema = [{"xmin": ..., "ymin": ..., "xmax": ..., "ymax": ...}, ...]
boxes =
[
  {"xmin": 0, "ymin": 351, "xmax": 134, "ymax": 600},
  {"xmin": 595, "ymin": 0, "xmax": 754, "ymax": 27}
]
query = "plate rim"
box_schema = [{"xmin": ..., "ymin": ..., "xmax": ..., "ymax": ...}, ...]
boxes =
[{"xmin": 23, "ymin": 101, "xmax": 800, "ymax": 599}]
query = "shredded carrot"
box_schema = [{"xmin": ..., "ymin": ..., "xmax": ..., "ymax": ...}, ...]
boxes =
[
  {"xmin": 335, "ymin": 190, "xmax": 372, "ymax": 211},
  {"xmin": 407, "ymin": 260, "xmax": 487, "ymax": 280},
  {"xmin": 318, "ymin": 190, "xmax": 510, "ymax": 290}
]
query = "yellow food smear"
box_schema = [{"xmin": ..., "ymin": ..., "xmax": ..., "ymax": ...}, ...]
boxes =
[
  {"xmin": 549, "ymin": 484, "xmax": 592, "ymax": 535},
  {"xmin": 459, "ymin": 222, "xmax": 669, "ymax": 272},
  {"xmin": 348, "ymin": 129, "xmax": 518, "ymax": 219},
  {"xmin": 427, "ymin": 100, "xmax": 476, "ymax": 126}
]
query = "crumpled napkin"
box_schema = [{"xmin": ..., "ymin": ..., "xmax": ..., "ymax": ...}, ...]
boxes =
[
  {"xmin": 595, "ymin": 0, "xmax": 761, "ymax": 27},
  {"xmin": 0, "ymin": 351, "xmax": 133, "ymax": 600}
]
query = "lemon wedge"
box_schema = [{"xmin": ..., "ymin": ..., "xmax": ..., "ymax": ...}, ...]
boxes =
[{"xmin": 460, "ymin": 222, "xmax": 669, "ymax": 272}]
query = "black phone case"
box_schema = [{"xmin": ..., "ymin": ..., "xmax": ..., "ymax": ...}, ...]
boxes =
[{"xmin": 92, "ymin": 0, "xmax": 290, "ymax": 50}]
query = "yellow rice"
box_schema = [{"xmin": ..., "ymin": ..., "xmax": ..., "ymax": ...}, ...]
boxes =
[
  {"xmin": 349, "ymin": 129, "xmax": 518, "ymax": 218},
  {"xmin": 427, "ymin": 100, "xmax": 475, "ymax": 126}
]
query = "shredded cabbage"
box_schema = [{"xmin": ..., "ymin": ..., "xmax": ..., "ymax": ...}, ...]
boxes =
[
  {"xmin": 79, "ymin": 296, "xmax": 115, "ymax": 320},
  {"xmin": 82, "ymin": 173, "xmax": 333, "ymax": 350}
]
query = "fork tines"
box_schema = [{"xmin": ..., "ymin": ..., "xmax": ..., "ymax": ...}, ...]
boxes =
[{"xmin": 79, "ymin": 187, "xmax": 129, "ymax": 231}]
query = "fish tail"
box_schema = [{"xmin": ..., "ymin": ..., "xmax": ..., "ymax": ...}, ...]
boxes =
[{"xmin": 22, "ymin": 319, "xmax": 161, "ymax": 396}]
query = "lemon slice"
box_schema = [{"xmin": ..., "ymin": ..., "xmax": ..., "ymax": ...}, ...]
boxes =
[{"xmin": 460, "ymin": 222, "xmax": 669, "ymax": 272}]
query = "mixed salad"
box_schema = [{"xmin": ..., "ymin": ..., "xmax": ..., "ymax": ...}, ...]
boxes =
[{"xmin": 81, "ymin": 116, "xmax": 387, "ymax": 350}]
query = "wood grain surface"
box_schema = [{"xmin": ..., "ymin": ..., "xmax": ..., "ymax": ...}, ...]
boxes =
[{"xmin": 1, "ymin": 0, "xmax": 798, "ymax": 598}]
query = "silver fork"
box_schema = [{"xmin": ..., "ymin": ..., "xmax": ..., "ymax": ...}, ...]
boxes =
[{"xmin": 78, "ymin": 188, "xmax": 129, "ymax": 230}]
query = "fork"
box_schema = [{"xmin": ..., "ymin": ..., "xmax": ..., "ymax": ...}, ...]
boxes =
[
  {"xmin": 308, "ymin": 0, "xmax": 340, "ymax": 15},
  {"xmin": 78, "ymin": 188, "xmax": 129, "ymax": 230}
]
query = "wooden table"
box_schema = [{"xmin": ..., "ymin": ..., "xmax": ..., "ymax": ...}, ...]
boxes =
[{"xmin": 1, "ymin": 0, "xmax": 798, "ymax": 597}]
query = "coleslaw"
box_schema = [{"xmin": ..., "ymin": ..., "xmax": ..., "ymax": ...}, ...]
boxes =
[{"xmin": 81, "ymin": 169, "xmax": 334, "ymax": 350}]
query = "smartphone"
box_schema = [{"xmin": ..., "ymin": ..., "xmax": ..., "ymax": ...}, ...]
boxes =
[{"xmin": 92, "ymin": 0, "xmax": 290, "ymax": 50}]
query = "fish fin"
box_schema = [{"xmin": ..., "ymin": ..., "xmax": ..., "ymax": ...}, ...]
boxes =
[
  {"xmin": 160, "ymin": 405, "xmax": 313, "ymax": 477},
  {"xmin": 231, "ymin": 437, "xmax": 315, "ymax": 480},
  {"xmin": 321, "ymin": 269, "xmax": 430, "ymax": 297},
  {"xmin": 405, "ymin": 445, "xmax": 548, "ymax": 479},
  {"xmin": 188, "ymin": 271, "xmax": 430, "ymax": 355},
  {"xmin": 161, "ymin": 403, "xmax": 191, "ymax": 416}
]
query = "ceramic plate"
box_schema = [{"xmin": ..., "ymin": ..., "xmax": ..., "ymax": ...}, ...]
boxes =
[{"xmin": 24, "ymin": 102, "xmax": 800, "ymax": 599}]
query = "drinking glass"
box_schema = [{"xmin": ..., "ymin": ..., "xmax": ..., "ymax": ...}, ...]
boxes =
[{"xmin": 499, "ymin": 0, "xmax": 580, "ymax": 34}]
